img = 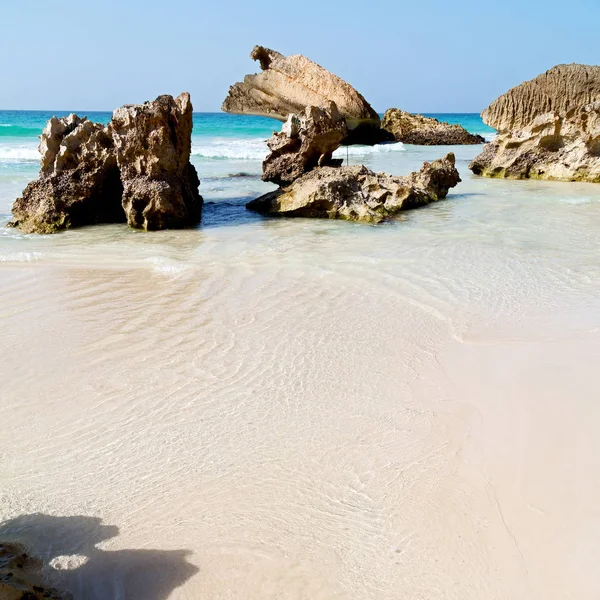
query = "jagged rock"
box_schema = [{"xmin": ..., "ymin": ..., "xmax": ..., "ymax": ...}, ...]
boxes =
[
  {"xmin": 9, "ymin": 94, "xmax": 203, "ymax": 233},
  {"xmin": 222, "ymin": 45, "xmax": 386, "ymax": 145},
  {"xmin": 481, "ymin": 64, "xmax": 600, "ymax": 132},
  {"xmin": 381, "ymin": 109, "xmax": 485, "ymax": 145},
  {"xmin": 0, "ymin": 543, "xmax": 70, "ymax": 599},
  {"xmin": 262, "ymin": 103, "xmax": 347, "ymax": 186},
  {"xmin": 9, "ymin": 116, "xmax": 123, "ymax": 234},
  {"xmin": 469, "ymin": 64, "xmax": 600, "ymax": 182},
  {"xmin": 109, "ymin": 93, "xmax": 202, "ymax": 230},
  {"xmin": 247, "ymin": 153, "xmax": 460, "ymax": 223}
]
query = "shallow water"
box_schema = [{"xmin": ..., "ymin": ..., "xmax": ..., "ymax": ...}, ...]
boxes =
[{"xmin": 1, "ymin": 113, "xmax": 600, "ymax": 599}]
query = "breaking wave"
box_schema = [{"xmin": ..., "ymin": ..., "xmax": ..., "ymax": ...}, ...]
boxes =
[
  {"xmin": 0, "ymin": 145, "xmax": 39, "ymax": 161},
  {"xmin": 190, "ymin": 137, "xmax": 407, "ymax": 161}
]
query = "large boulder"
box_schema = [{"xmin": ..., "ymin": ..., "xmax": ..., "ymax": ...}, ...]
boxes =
[
  {"xmin": 9, "ymin": 116, "xmax": 123, "ymax": 234},
  {"xmin": 222, "ymin": 45, "xmax": 387, "ymax": 145},
  {"xmin": 247, "ymin": 153, "xmax": 461, "ymax": 223},
  {"xmin": 0, "ymin": 543, "xmax": 69, "ymax": 599},
  {"xmin": 262, "ymin": 103, "xmax": 347, "ymax": 186},
  {"xmin": 469, "ymin": 64, "xmax": 600, "ymax": 182},
  {"xmin": 109, "ymin": 93, "xmax": 202, "ymax": 230},
  {"xmin": 9, "ymin": 94, "xmax": 203, "ymax": 233},
  {"xmin": 381, "ymin": 109, "xmax": 485, "ymax": 145}
]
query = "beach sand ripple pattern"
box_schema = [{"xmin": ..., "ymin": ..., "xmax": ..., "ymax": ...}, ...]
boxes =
[{"xmin": 1, "ymin": 112, "xmax": 599, "ymax": 599}]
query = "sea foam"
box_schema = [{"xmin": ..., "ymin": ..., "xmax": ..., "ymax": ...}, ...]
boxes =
[
  {"xmin": 0, "ymin": 146, "xmax": 39, "ymax": 161},
  {"xmin": 190, "ymin": 137, "xmax": 407, "ymax": 161}
]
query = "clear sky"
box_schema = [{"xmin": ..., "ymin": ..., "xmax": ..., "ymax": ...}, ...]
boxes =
[{"xmin": 1, "ymin": 0, "xmax": 598, "ymax": 113}]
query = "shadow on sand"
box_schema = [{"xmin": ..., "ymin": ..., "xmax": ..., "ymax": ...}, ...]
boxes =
[{"xmin": 0, "ymin": 513, "xmax": 198, "ymax": 599}]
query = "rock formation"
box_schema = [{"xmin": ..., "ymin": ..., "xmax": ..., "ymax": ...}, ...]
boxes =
[
  {"xmin": 10, "ymin": 116, "xmax": 123, "ymax": 234},
  {"xmin": 222, "ymin": 45, "xmax": 386, "ymax": 145},
  {"xmin": 262, "ymin": 103, "xmax": 347, "ymax": 186},
  {"xmin": 9, "ymin": 93, "xmax": 203, "ymax": 234},
  {"xmin": 381, "ymin": 109, "xmax": 485, "ymax": 145},
  {"xmin": 469, "ymin": 64, "xmax": 600, "ymax": 182},
  {"xmin": 0, "ymin": 543, "xmax": 69, "ymax": 599},
  {"xmin": 247, "ymin": 153, "xmax": 460, "ymax": 223},
  {"xmin": 109, "ymin": 93, "xmax": 202, "ymax": 230}
]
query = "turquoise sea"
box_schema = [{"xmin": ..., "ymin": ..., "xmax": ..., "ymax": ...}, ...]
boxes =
[
  {"xmin": 0, "ymin": 110, "xmax": 495, "ymax": 141},
  {"xmin": 0, "ymin": 110, "xmax": 496, "ymax": 224},
  {"xmin": 0, "ymin": 111, "xmax": 495, "ymax": 163}
]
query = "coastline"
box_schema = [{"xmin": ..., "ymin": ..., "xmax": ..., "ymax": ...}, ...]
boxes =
[{"xmin": 1, "ymin": 112, "xmax": 600, "ymax": 598}]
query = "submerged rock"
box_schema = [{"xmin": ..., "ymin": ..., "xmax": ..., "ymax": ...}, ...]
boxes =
[
  {"xmin": 10, "ymin": 116, "xmax": 123, "ymax": 234},
  {"xmin": 247, "ymin": 153, "xmax": 460, "ymax": 223},
  {"xmin": 110, "ymin": 93, "xmax": 202, "ymax": 230},
  {"xmin": 469, "ymin": 64, "xmax": 600, "ymax": 182},
  {"xmin": 10, "ymin": 94, "xmax": 203, "ymax": 233},
  {"xmin": 222, "ymin": 45, "xmax": 386, "ymax": 145},
  {"xmin": 381, "ymin": 109, "xmax": 485, "ymax": 145},
  {"xmin": 0, "ymin": 543, "xmax": 69, "ymax": 599},
  {"xmin": 262, "ymin": 103, "xmax": 347, "ymax": 186}
]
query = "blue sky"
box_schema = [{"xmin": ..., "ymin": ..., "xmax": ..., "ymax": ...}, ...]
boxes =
[{"xmin": 1, "ymin": 0, "xmax": 598, "ymax": 113}]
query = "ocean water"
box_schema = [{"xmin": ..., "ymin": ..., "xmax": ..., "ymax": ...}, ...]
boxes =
[
  {"xmin": 1, "ymin": 110, "xmax": 600, "ymax": 600},
  {"xmin": 0, "ymin": 110, "xmax": 496, "ymax": 224}
]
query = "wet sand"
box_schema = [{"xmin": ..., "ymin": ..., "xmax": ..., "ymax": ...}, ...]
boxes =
[{"xmin": 1, "ymin": 145, "xmax": 600, "ymax": 598}]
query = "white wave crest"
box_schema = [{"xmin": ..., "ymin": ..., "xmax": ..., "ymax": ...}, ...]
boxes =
[
  {"xmin": 191, "ymin": 137, "xmax": 407, "ymax": 161},
  {"xmin": 1, "ymin": 135, "xmax": 408, "ymax": 164},
  {"xmin": 333, "ymin": 142, "xmax": 406, "ymax": 157},
  {"xmin": 191, "ymin": 138, "xmax": 268, "ymax": 160},
  {"xmin": 0, "ymin": 145, "xmax": 39, "ymax": 161}
]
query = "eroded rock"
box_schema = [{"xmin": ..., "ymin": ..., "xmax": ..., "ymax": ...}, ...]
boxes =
[
  {"xmin": 109, "ymin": 93, "xmax": 202, "ymax": 230},
  {"xmin": 382, "ymin": 110, "xmax": 485, "ymax": 145},
  {"xmin": 10, "ymin": 116, "xmax": 123, "ymax": 234},
  {"xmin": 248, "ymin": 153, "xmax": 461, "ymax": 223},
  {"xmin": 469, "ymin": 64, "xmax": 600, "ymax": 182},
  {"xmin": 0, "ymin": 543, "xmax": 69, "ymax": 599},
  {"xmin": 262, "ymin": 103, "xmax": 347, "ymax": 186},
  {"xmin": 222, "ymin": 45, "xmax": 385, "ymax": 144},
  {"xmin": 10, "ymin": 93, "xmax": 203, "ymax": 233}
]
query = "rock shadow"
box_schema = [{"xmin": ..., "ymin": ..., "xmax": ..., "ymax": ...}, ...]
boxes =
[{"xmin": 0, "ymin": 513, "xmax": 199, "ymax": 600}]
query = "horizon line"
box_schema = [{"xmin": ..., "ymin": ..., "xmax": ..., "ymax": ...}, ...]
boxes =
[{"xmin": 0, "ymin": 109, "xmax": 484, "ymax": 116}]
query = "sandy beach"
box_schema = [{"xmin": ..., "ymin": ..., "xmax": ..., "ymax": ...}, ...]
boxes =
[{"xmin": 2, "ymin": 138, "xmax": 600, "ymax": 597}]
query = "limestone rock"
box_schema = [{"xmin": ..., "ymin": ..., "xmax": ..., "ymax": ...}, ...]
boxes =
[
  {"xmin": 10, "ymin": 116, "xmax": 123, "ymax": 234},
  {"xmin": 247, "ymin": 153, "xmax": 461, "ymax": 223},
  {"xmin": 381, "ymin": 109, "xmax": 485, "ymax": 145},
  {"xmin": 482, "ymin": 64, "xmax": 600, "ymax": 133},
  {"xmin": 109, "ymin": 93, "xmax": 202, "ymax": 230},
  {"xmin": 0, "ymin": 543, "xmax": 69, "ymax": 599},
  {"xmin": 469, "ymin": 64, "xmax": 600, "ymax": 182},
  {"xmin": 222, "ymin": 45, "xmax": 385, "ymax": 144},
  {"xmin": 10, "ymin": 93, "xmax": 203, "ymax": 233},
  {"xmin": 262, "ymin": 103, "xmax": 347, "ymax": 186}
]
